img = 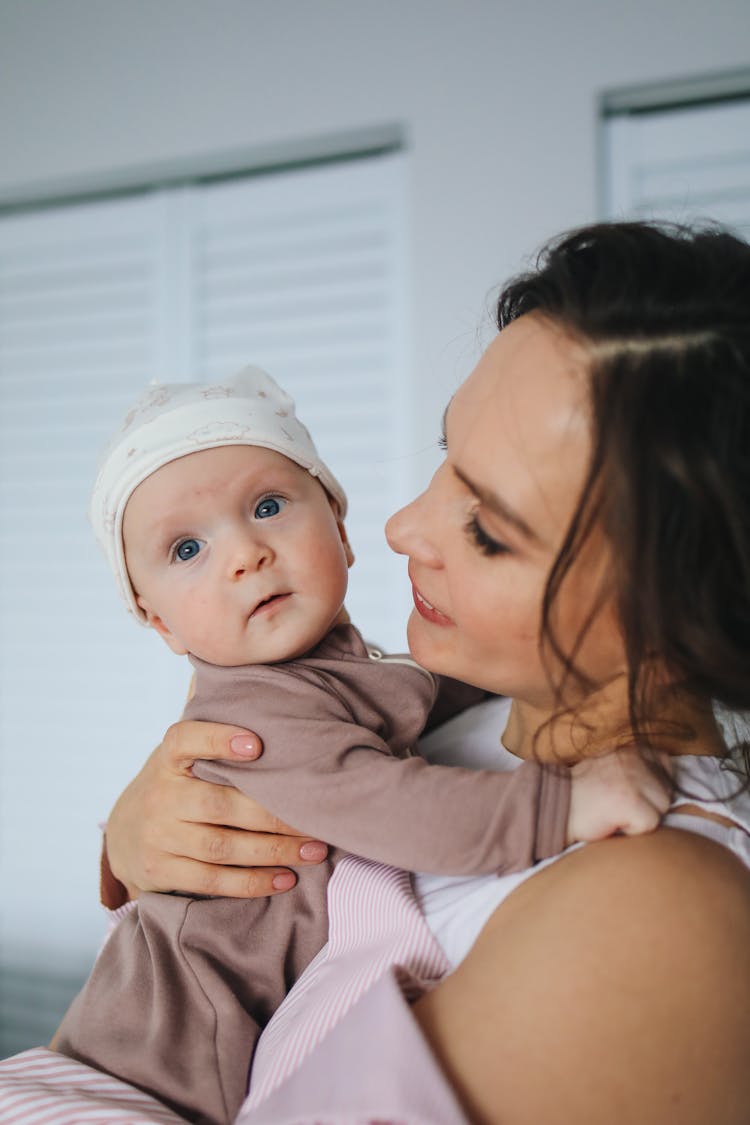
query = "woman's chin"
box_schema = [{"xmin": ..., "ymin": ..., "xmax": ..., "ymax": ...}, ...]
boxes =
[{"xmin": 406, "ymin": 613, "xmax": 448, "ymax": 673}]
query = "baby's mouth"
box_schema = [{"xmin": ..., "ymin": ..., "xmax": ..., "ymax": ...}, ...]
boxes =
[{"xmin": 249, "ymin": 592, "xmax": 291, "ymax": 618}]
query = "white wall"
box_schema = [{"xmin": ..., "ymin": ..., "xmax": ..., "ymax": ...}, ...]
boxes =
[{"xmin": 1, "ymin": 0, "xmax": 748, "ymax": 470}]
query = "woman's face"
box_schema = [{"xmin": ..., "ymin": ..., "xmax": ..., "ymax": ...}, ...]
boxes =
[{"xmin": 386, "ymin": 313, "xmax": 625, "ymax": 707}]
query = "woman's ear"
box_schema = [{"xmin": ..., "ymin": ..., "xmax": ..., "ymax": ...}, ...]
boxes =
[{"xmin": 136, "ymin": 597, "xmax": 189, "ymax": 656}]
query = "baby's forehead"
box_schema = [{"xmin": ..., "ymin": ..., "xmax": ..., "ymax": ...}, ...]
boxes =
[
  {"xmin": 153, "ymin": 442, "xmax": 306, "ymax": 481},
  {"xmin": 123, "ymin": 443, "xmax": 321, "ymax": 530}
]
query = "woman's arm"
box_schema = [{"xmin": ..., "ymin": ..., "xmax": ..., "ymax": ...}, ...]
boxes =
[
  {"xmin": 413, "ymin": 827, "xmax": 750, "ymax": 1124},
  {"xmin": 104, "ymin": 720, "xmax": 328, "ymax": 903}
]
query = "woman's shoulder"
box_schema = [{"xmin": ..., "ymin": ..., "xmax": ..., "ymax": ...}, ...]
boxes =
[
  {"xmin": 541, "ymin": 821, "xmax": 750, "ymax": 923},
  {"xmin": 498, "ymin": 824, "xmax": 750, "ymax": 983},
  {"xmin": 453, "ymin": 829, "xmax": 750, "ymax": 1122},
  {"xmin": 564, "ymin": 745, "xmax": 750, "ymax": 914},
  {"xmin": 541, "ymin": 749, "xmax": 750, "ymax": 924},
  {"xmin": 524, "ymin": 820, "xmax": 750, "ymax": 978}
]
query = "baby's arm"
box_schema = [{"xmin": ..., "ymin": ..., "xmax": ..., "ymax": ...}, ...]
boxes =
[
  {"xmin": 195, "ymin": 733, "xmax": 561, "ymax": 875},
  {"xmin": 188, "ymin": 674, "xmax": 669, "ymax": 876}
]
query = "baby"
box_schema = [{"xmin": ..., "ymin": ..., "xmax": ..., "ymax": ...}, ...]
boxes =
[{"xmin": 56, "ymin": 369, "xmax": 664, "ymax": 1125}]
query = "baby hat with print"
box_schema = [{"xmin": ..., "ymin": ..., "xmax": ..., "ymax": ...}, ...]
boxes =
[{"xmin": 89, "ymin": 366, "xmax": 348, "ymax": 622}]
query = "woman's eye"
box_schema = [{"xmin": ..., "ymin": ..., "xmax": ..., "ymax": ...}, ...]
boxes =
[
  {"xmin": 255, "ymin": 496, "xmax": 286, "ymax": 520},
  {"xmin": 465, "ymin": 515, "xmax": 510, "ymax": 558},
  {"xmin": 173, "ymin": 538, "xmax": 202, "ymax": 562},
  {"xmin": 438, "ymin": 434, "xmax": 447, "ymax": 451}
]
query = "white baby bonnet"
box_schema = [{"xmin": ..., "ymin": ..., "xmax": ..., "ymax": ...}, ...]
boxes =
[{"xmin": 89, "ymin": 366, "xmax": 347, "ymax": 622}]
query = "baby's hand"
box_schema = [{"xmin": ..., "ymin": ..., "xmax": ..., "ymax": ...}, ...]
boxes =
[{"xmin": 566, "ymin": 749, "xmax": 673, "ymax": 846}]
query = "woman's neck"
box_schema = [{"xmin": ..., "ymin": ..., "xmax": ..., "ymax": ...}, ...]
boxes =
[{"xmin": 503, "ymin": 678, "xmax": 725, "ymax": 763}]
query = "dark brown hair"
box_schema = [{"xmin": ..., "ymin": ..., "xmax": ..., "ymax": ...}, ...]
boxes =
[{"xmin": 497, "ymin": 221, "xmax": 750, "ymax": 763}]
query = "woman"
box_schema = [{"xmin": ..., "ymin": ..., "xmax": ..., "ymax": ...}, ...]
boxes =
[{"xmin": 103, "ymin": 221, "xmax": 750, "ymax": 1122}]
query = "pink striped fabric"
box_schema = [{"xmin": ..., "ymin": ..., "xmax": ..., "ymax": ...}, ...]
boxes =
[
  {"xmin": 0, "ymin": 1047, "xmax": 186, "ymax": 1124},
  {"xmin": 241, "ymin": 854, "xmax": 450, "ymax": 1115}
]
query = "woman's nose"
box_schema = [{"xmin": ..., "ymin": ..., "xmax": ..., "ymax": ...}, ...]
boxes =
[{"xmin": 385, "ymin": 489, "xmax": 442, "ymax": 568}]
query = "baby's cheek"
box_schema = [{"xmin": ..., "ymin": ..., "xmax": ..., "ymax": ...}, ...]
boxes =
[{"xmin": 176, "ymin": 596, "xmax": 221, "ymax": 651}]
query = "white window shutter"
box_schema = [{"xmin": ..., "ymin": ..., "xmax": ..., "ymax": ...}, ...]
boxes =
[
  {"xmin": 0, "ymin": 152, "xmax": 410, "ymax": 1054},
  {"xmin": 0, "ymin": 191, "xmax": 197, "ymax": 1050},
  {"xmin": 602, "ymin": 97, "xmax": 750, "ymax": 237},
  {"xmin": 186, "ymin": 155, "xmax": 412, "ymax": 652}
]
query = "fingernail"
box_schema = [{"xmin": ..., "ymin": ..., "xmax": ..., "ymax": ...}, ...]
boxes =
[
  {"xmin": 230, "ymin": 735, "xmax": 260, "ymax": 758},
  {"xmin": 299, "ymin": 841, "xmax": 328, "ymax": 862},
  {"xmin": 272, "ymin": 872, "xmax": 296, "ymax": 891}
]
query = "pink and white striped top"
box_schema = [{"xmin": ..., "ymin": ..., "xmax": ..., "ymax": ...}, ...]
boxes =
[{"xmin": 241, "ymin": 855, "xmax": 451, "ymax": 1113}]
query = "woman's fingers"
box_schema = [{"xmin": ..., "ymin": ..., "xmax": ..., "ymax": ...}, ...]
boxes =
[
  {"xmin": 123, "ymin": 812, "xmax": 329, "ymax": 897},
  {"xmin": 168, "ymin": 822, "xmax": 328, "ymax": 870},
  {"xmin": 139, "ymin": 855, "xmax": 300, "ymax": 898},
  {"xmin": 104, "ymin": 719, "xmax": 329, "ymax": 900},
  {"xmin": 181, "ymin": 778, "xmax": 301, "ymax": 836},
  {"xmin": 158, "ymin": 720, "xmax": 304, "ymax": 836},
  {"xmin": 161, "ymin": 720, "xmax": 263, "ymax": 774}
]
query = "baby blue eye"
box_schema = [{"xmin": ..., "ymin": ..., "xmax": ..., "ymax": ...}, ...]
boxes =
[
  {"xmin": 174, "ymin": 538, "xmax": 202, "ymax": 561},
  {"xmin": 255, "ymin": 497, "xmax": 285, "ymax": 519}
]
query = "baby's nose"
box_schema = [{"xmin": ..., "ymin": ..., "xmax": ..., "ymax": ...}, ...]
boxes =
[{"xmin": 227, "ymin": 534, "xmax": 273, "ymax": 578}]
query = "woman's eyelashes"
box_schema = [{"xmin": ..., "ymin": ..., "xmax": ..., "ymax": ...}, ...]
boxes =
[
  {"xmin": 465, "ymin": 514, "xmax": 510, "ymax": 557},
  {"xmin": 439, "ymin": 429, "xmax": 509, "ymax": 557}
]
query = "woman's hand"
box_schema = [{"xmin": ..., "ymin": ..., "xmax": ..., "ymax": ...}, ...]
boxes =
[{"xmin": 104, "ymin": 720, "xmax": 328, "ymax": 904}]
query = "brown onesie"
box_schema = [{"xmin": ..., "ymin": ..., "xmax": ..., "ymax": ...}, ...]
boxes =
[{"xmin": 56, "ymin": 625, "xmax": 569, "ymax": 1125}]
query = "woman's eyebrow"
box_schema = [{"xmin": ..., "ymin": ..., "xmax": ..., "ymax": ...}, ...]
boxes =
[{"xmin": 452, "ymin": 464, "xmax": 541, "ymax": 545}]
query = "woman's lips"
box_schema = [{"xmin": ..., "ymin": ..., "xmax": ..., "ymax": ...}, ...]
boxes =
[{"xmin": 411, "ymin": 584, "xmax": 453, "ymax": 626}]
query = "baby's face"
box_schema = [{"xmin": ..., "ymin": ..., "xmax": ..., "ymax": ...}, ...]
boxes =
[{"xmin": 122, "ymin": 445, "xmax": 353, "ymax": 666}]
